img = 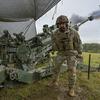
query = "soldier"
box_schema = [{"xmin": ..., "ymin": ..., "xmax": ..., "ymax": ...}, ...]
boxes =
[
  {"xmin": 49, "ymin": 15, "xmax": 82, "ymax": 97},
  {"xmin": 0, "ymin": 30, "xmax": 13, "ymax": 45},
  {"xmin": 43, "ymin": 24, "xmax": 50, "ymax": 35},
  {"xmin": 2, "ymin": 30, "xmax": 12, "ymax": 41}
]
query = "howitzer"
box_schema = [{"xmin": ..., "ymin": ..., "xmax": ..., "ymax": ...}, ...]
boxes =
[
  {"xmin": 0, "ymin": 15, "xmax": 95, "ymax": 85},
  {"xmin": 0, "ymin": 26, "xmax": 54, "ymax": 85}
]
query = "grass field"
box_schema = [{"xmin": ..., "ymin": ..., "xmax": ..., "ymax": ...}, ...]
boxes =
[{"xmin": 82, "ymin": 52, "xmax": 100, "ymax": 66}]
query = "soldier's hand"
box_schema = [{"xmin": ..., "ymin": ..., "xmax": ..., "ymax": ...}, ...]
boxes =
[
  {"xmin": 76, "ymin": 54, "xmax": 83, "ymax": 63},
  {"xmin": 76, "ymin": 54, "xmax": 83, "ymax": 59}
]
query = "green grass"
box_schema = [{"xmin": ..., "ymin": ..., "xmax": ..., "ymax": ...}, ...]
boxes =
[
  {"xmin": 82, "ymin": 52, "xmax": 100, "ymax": 66},
  {"xmin": 78, "ymin": 72, "xmax": 100, "ymax": 100}
]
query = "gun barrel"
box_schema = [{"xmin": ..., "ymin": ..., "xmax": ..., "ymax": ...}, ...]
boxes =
[
  {"xmin": 77, "ymin": 18, "xmax": 89, "ymax": 27},
  {"xmin": 77, "ymin": 16, "xmax": 94, "ymax": 27}
]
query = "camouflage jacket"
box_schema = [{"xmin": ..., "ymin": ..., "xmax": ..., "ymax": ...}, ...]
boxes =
[{"xmin": 51, "ymin": 27, "xmax": 82, "ymax": 55}]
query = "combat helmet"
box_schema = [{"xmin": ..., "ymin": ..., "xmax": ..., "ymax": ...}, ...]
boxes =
[
  {"xmin": 43, "ymin": 24, "xmax": 48, "ymax": 28},
  {"xmin": 3, "ymin": 30, "xmax": 9, "ymax": 34},
  {"xmin": 56, "ymin": 15, "xmax": 69, "ymax": 27}
]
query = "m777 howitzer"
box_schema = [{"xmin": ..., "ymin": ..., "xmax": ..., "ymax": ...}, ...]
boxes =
[
  {"xmin": 0, "ymin": 28, "xmax": 53, "ymax": 85},
  {"xmin": 0, "ymin": 16, "xmax": 96, "ymax": 86}
]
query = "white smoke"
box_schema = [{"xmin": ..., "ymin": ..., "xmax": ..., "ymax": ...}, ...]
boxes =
[
  {"xmin": 90, "ymin": 10, "xmax": 100, "ymax": 19},
  {"xmin": 70, "ymin": 10, "xmax": 100, "ymax": 26},
  {"xmin": 70, "ymin": 14, "xmax": 87, "ymax": 25}
]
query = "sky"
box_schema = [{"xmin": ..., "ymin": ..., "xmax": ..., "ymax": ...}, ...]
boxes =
[{"xmin": 36, "ymin": 0, "xmax": 100, "ymax": 43}]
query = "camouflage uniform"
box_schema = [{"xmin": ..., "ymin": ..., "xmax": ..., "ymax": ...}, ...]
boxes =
[{"xmin": 51, "ymin": 26, "xmax": 82, "ymax": 89}]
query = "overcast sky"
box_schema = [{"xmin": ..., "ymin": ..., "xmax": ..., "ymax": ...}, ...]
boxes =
[{"xmin": 36, "ymin": 0, "xmax": 100, "ymax": 43}]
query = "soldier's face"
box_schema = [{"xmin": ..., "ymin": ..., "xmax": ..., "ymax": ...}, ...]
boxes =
[{"xmin": 58, "ymin": 22, "xmax": 68, "ymax": 32}]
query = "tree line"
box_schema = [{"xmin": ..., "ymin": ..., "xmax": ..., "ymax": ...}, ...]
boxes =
[{"xmin": 82, "ymin": 43, "xmax": 100, "ymax": 53}]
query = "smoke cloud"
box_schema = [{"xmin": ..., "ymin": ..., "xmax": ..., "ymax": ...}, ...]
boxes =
[
  {"xmin": 70, "ymin": 10, "xmax": 100, "ymax": 25},
  {"xmin": 70, "ymin": 14, "xmax": 87, "ymax": 25},
  {"xmin": 90, "ymin": 10, "xmax": 100, "ymax": 19}
]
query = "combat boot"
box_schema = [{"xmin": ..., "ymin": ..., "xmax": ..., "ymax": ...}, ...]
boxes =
[{"xmin": 68, "ymin": 88, "xmax": 76, "ymax": 97}]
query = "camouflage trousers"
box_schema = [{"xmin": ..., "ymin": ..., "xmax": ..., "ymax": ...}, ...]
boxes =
[{"xmin": 51, "ymin": 53, "xmax": 77, "ymax": 89}]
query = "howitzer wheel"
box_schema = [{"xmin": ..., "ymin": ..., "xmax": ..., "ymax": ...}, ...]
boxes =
[
  {"xmin": 6, "ymin": 68, "xmax": 14, "ymax": 74},
  {"xmin": 9, "ymin": 71, "xmax": 18, "ymax": 80}
]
